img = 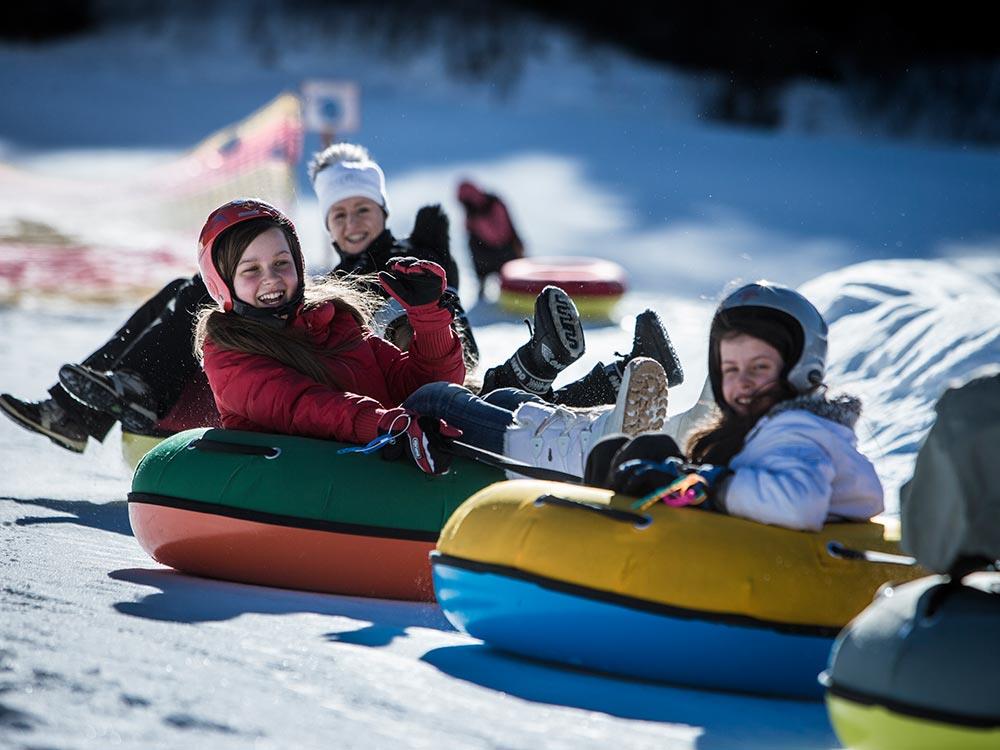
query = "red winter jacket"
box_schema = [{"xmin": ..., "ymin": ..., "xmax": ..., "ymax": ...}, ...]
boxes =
[{"xmin": 202, "ymin": 300, "xmax": 465, "ymax": 444}]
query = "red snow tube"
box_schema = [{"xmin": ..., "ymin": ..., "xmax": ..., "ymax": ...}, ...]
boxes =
[{"xmin": 499, "ymin": 257, "xmax": 627, "ymax": 319}]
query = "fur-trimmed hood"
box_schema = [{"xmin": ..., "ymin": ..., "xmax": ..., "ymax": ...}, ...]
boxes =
[{"xmin": 766, "ymin": 392, "xmax": 863, "ymax": 430}]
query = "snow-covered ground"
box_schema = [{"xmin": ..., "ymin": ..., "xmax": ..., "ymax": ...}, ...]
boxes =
[{"xmin": 1, "ymin": 7, "xmax": 998, "ymax": 749}]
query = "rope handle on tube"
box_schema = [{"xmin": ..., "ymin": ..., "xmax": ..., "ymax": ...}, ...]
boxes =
[
  {"xmin": 534, "ymin": 494, "xmax": 652, "ymax": 528},
  {"xmin": 826, "ymin": 541, "xmax": 917, "ymax": 566},
  {"xmin": 186, "ymin": 437, "xmax": 281, "ymax": 459}
]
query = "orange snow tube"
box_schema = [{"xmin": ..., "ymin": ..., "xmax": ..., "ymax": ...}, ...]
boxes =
[{"xmin": 128, "ymin": 427, "xmax": 503, "ymax": 600}]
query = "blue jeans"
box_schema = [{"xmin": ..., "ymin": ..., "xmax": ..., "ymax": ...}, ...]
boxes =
[{"xmin": 403, "ymin": 383, "xmax": 543, "ymax": 453}]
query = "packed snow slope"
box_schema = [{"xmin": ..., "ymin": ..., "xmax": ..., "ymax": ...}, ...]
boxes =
[{"xmin": 2, "ymin": 6, "xmax": 999, "ymax": 749}]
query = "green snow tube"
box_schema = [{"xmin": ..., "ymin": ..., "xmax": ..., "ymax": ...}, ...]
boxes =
[{"xmin": 129, "ymin": 427, "xmax": 503, "ymax": 600}]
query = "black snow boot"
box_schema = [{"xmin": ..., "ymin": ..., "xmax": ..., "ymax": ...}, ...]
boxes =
[
  {"xmin": 481, "ymin": 285, "xmax": 584, "ymax": 396},
  {"xmin": 615, "ymin": 310, "xmax": 683, "ymax": 387},
  {"xmin": 552, "ymin": 310, "xmax": 683, "ymax": 408},
  {"xmin": 58, "ymin": 364, "xmax": 159, "ymax": 433}
]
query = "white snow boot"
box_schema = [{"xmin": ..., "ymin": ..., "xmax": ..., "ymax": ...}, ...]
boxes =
[{"xmin": 503, "ymin": 357, "xmax": 668, "ymax": 479}]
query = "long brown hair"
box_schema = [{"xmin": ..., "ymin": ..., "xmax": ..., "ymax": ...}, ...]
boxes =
[
  {"xmin": 193, "ymin": 218, "xmax": 381, "ymax": 390},
  {"xmin": 686, "ymin": 308, "xmax": 799, "ymax": 465}
]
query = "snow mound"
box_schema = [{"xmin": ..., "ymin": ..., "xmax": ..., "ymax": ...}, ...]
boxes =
[{"xmin": 802, "ymin": 256, "xmax": 1000, "ymax": 507}]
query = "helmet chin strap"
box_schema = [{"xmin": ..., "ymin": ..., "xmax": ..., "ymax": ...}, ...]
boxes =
[{"xmin": 231, "ymin": 285, "xmax": 305, "ymax": 329}]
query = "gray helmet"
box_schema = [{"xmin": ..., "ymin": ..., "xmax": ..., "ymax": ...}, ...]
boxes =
[{"xmin": 715, "ymin": 281, "xmax": 828, "ymax": 394}]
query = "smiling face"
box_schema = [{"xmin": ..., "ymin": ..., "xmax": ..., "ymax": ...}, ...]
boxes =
[
  {"xmin": 325, "ymin": 196, "xmax": 386, "ymax": 256},
  {"xmin": 719, "ymin": 333, "xmax": 785, "ymax": 416},
  {"xmin": 231, "ymin": 227, "xmax": 299, "ymax": 309}
]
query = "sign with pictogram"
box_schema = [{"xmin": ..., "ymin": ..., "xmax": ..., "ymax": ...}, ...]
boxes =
[{"xmin": 301, "ymin": 80, "xmax": 361, "ymax": 137}]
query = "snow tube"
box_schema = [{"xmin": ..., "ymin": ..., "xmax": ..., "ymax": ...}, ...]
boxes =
[
  {"xmin": 128, "ymin": 427, "xmax": 504, "ymax": 600},
  {"xmin": 822, "ymin": 573, "xmax": 1000, "ymax": 749},
  {"xmin": 431, "ymin": 480, "xmax": 926, "ymax": 698},
  {"xmin": 498, "ymin": 257, "xmax": 627, "ymax": 319}
]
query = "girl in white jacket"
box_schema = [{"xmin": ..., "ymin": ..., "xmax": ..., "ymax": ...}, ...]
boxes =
[{"xmin": 591, "ymin": 281, "xmax": 884, "ymax": 532}]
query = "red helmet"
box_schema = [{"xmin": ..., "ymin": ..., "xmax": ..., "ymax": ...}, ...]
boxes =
[{"xmin": 197, "ymin": 198, "xmax": 301, "ymax": 312}]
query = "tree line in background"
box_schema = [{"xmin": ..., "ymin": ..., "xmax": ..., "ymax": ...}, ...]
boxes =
[{"xmin": 7, "ymin": 0, "xmax": 1000, "ymax": 144}]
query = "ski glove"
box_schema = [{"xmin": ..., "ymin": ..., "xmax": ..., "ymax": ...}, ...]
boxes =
[
  {"xmin": 611, "ymin": 457, "xmax": 686, "ymax": 497},
  {"xmin": 614, "ymin": 458, "xmax": 731, "ymax": 511},
  {"xmin": 409, "ymin": 204, "xmax": 451, "ymax": 257},
  {"xmin": 378, "ymin": 257, "xmax": 447, "ymax": 309},
  {"xmin": 377, "ymin": 407, "xmax": 463, "ymax": 475}
]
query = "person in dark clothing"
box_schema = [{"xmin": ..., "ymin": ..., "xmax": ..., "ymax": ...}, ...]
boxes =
[
  {"xmin": 0, "ymin": 275, "xmax": 212, "ymax": 451},
  {"xmin": 457, "ymin": 180, "xmax": 524, "ymax": 297},
  {"xmin": 309, "ymin": 143, "xmax": 478, "ymax": 366}
]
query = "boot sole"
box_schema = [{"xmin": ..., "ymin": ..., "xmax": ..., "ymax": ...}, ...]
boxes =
[
  {"xmin": 58, "ymin": 366, "xmax": 157, "ymax": 433},
  {"xmin": 538, "ymin": 286, "xmax": 585, "ymax": 366},
  {"xmin": 616, "ymin": 358, "xmax": 669, "ymax": 436},
  {"xmin": 634, "ymin": 311, "xmax": 685, "ymax": 387},
  {"xmin": 0, "ymin": 396, "xmax": 87, "ymax": 453}
]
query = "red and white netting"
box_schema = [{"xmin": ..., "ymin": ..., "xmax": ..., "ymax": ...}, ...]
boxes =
[{"xmin": 0, "ymin": 93, "xmax": 303, "ymax": 305}]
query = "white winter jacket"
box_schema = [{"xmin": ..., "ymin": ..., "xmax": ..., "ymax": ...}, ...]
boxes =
[{"xmin": 719, "ymin": 394, "xmax": 884, "ymax": 532}]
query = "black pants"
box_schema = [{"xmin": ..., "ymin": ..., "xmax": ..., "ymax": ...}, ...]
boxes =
[
  {"xmin": 583, "ymin": 433, "xmax": 683, "ymax": 489},
  {"xmin": 50, "ymin": 275, "xmax": 210, "ymax": 440}
]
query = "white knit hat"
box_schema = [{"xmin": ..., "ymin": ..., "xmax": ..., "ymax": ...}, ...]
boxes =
[{"xmin": 312, "ymin": 158, "xmax": 389, "ymax": 225}]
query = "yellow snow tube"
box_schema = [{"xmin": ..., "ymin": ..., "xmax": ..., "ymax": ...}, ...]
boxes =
[
  {"xmin": 826, "ymin": 693, "xmax": 1000, "ymax": 750},
  {"xmin": 121, "ymin": 431, "xmax": 166, "ymax": 470},
  {"xmin": 437, "ymin": 479, "xmax": 925, "ymax": 630}
]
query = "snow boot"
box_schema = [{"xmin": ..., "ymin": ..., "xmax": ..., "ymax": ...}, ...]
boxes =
[
  {"xmin": 58, "ymin": 364, "xmax": 159, "ymax": 433},
  {"xmin": 554, "ymin": 309, "xmax": 683, "ymax": 407},
  {"xmin": 503, "ymin": 357, "xmax": 669, "ymax": 479},
  {"xmin": 0, "ymin": 394, "xmax": 88, "ymax": 453},
  {"xmin": 618, "ymin": 310, "xmax": 684, "ymax": 387},
  {"xmin": 481, "ymin": 285, "xmax": 584, "ymax": 396},
  {"xmin": 596, "ymin": 356, "xmax": 670, "ymax": 437}
]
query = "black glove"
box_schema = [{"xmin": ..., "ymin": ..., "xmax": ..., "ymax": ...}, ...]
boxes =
[
  {"xmin": 409, "ymin": 204, "xmax": 450, "ymax": 256},
  {"xmin": 611, "ymin": 457, "xmax": 686, "ymax": 497},
  {"xmin": 378, "ymin": 257, "xmax": 447, "ymax": 308},
  {"xmin": 377, "ymin": 407, "xmax": 462, "ymax": 475},
  {"xmin": 408, "ymin": 204, "xmax": 459, "ymax": 289},
  {"xmin": 616, "ymin": 458, "xmax": 731, "ymax": 511}
]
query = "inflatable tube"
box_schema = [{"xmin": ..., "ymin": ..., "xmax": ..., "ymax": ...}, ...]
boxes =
[
  {"xmin": 431, "ymin": 480, "xmax": 925, "ymax": 698},
  {"xmin": 129, "ymin": 427, "xmax": 503, "ymax": 600},
  {"xmin": 822, "ymin": 573, "xmax": 1000, "ymax": 749},
  {"xmin": 498, "ymin": 257, "xmax": 627, "ymax": 319}
]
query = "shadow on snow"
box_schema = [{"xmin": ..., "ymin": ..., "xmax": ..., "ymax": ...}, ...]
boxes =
[
  {"xmin": 420, "ymin": 644, "xmax": 837, "ymax": 750},
  {"xmin": 6, "ymin": 497, "xmax": 132, "ymax": 536},
  {"xmin": 108, "ymin": 567, "xmax": 455, "ymax": 638}
]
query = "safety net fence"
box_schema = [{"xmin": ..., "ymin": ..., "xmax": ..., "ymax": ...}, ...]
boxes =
[{"xmin": 0, "ymin": 93, "xmax": 303, "ymax": 305}]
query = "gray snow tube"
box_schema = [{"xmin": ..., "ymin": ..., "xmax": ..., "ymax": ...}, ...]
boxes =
[{"xmin": 822, "ymin": 573, "xmax": 1000, "ymax": 749}]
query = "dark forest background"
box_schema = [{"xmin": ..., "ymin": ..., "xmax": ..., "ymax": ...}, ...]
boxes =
[{"xmin": 7, "ymin": 0, "xmax": 1000, "ymax": 144}]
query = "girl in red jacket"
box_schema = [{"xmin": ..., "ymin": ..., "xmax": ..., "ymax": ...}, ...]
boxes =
[{"xmin": 194, "ymin": 199, "xmax": 669, "ymax": 477}]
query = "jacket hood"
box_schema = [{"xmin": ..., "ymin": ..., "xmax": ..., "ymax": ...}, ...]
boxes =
[{"xmin": 767, "ymin": 392, "xmax": 863, "ymax": 430}]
